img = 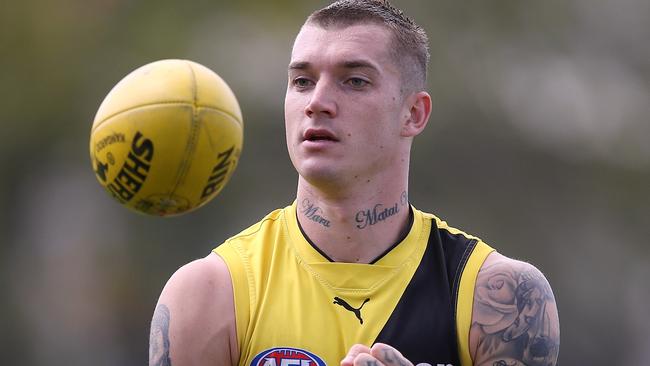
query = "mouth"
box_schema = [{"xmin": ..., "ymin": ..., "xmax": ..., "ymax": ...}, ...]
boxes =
[{"xmin": 303, "ymin": 128, "xmax": 339, "ymax": 142}]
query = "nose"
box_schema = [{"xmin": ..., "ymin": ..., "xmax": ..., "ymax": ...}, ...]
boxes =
[{"xmin": 305, "ymin": 79, "xmax": 337, "ymax": 118}]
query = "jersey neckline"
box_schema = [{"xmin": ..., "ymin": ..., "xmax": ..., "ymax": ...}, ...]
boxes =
[
  {"xmin": 295, "ymin": 206, "xmax": 415, "ymax": 264},
  {"xmin": 282, "ymin": 201, "xmax": 430, "ymax": 291},
  {"xmin": 283, "ymin": 201, "xmax": 427, "ymax": 268}
]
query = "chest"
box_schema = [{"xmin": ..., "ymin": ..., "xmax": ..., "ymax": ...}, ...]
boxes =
[{"xmin": 239, "ymin": 243, "xmax": 460, "ymax": 366}]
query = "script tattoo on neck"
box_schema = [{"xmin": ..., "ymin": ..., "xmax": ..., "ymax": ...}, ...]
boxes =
[
  {"xmin": 355, "ymin": 191, "xmax": 408, "ymax": 229},
  {"xmin": 301, "ymin": 199, "xmax": 331, "ymax": 228}
]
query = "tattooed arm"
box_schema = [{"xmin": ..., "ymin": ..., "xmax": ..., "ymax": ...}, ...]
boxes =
[
  {"xmin": 469, "ymin": 253, "xmax": 560, "ymax": 366},
  {"xmin": 149, "ymin": 253, "xmax": 238, "ymax": 366}
]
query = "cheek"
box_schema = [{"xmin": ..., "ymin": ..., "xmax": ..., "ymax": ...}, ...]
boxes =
[
  {"xmin": 284, "ymin": 97, "xmax": 302, "ymax": 135},
  {"xmin": 284, "ymin": 91, "xmax": 303, "ymax": 116},
  {"xmin": 379, "ymin": 99, "xmax": 407, "ymax": 132},
  {"xmin": 358, "ymin": 102, "xmax": 400, "ymax": 133}
]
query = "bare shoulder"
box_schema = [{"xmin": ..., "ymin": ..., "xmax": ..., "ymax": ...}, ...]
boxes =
[
  {"xmin": 159, "ymin": 252, "xmax": 233, "ymax": 305},
  {"xmin": 149, "ymin": 252, "xmax": 237, "ymax": 366},
  {"xmin": 469, "ymin": 252, "xmax": 560, "ymax": 366}
]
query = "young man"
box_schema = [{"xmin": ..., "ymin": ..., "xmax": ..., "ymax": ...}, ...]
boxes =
[{"xmin": 149, "ymin": 1, "xmax": 560, "ymax": 366}]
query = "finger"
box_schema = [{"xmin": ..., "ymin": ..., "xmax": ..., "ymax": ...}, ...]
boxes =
[
  {"xmin": 370, "ymin": 343, "xmax": 413, "ymax": 366},
  {"xmin": 341, "ymin": 344, "xmax": 372, "ymax": 366},
  {"xmin": 353, "ymin": 352, "xmax": 384, "ymax": 366}
]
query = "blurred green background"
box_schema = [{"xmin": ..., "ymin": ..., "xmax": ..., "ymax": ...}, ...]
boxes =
[{"xmin": 1, "ymin": 0, "xmax": 649, "ymax": 365}]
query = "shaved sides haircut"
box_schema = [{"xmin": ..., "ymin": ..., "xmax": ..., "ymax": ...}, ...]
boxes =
[{"xmin": 306, "ymin": 0, "xmax": 430, "ymax": 92}]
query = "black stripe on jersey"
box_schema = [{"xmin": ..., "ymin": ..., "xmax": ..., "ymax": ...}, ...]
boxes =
[{"xmin": 373, "ymin": 219, "xmax": 477, "ymax": 365}]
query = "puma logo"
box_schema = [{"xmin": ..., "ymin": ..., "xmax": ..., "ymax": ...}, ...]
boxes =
[{"xmin": 333, "ymin": 297, "xmax": 370, "ymax": 324}]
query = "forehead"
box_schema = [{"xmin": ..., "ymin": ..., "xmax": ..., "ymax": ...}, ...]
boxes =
[{"xmin": 290, "ymin": 23, "xmax": 397, "ymax": 72}]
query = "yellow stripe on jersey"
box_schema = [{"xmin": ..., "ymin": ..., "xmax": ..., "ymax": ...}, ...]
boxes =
[
  {"xmin": 456, "ymin": 240, "xmax": 493, "ymax": 366},
  {"xmin": 215, "ymin": 209, "xmax": 285, "ymax": 355},
  {"xmin": 214, "ymin": 240, "xmax": 252, "ymax": 355}
]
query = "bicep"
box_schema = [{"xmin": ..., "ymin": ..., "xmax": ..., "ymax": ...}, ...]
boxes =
[
  {"xmin": 469, "ymin": 253, "xmax": 560, "ymax": 366},
  {"xmin": 149, "ymin": 253, "xmax": 238, "ymax": 366},
  {"xmin": 150, "ymin": 303, "xmax": 173, "ymax": 366}
]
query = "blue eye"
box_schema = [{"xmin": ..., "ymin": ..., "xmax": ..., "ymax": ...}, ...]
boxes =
[
  {"xmin": 347, "ymin": 77, "xmax": 369, "ymax": 88},
  {"xmin": 293, "ymin": 77, "xmax": 313, "ymax": 88}
]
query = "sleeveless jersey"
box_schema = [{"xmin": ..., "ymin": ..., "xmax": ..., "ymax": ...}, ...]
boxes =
[{"xmin": 213, "ymin": 202, "xmax": 494, "ymax": 366}]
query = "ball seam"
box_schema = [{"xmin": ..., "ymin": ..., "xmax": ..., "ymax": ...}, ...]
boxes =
[
  {"xmin": 91, "ymin": 101, "xmax": 243, "ymax": 133},
  {"xmin": 169, "ymin": 62, "xmax": 201, "ymax": 196}
]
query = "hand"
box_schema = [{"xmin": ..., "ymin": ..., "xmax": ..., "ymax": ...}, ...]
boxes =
[{"xmin": 341, "ymin": 343, "xmax": 413, "ymax": 366}]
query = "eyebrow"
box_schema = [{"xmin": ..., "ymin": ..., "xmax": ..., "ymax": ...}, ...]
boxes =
[
  {"xmin": 288, "ymin": 61, "xmax": 310, "ymax": 70},
  {"xmin": 288, "ymin": 60, "xmax": 379, "ymax": 72},
  {"xmin": 340, "ymin": 60, "xmax": 378, "ymax": 72}
]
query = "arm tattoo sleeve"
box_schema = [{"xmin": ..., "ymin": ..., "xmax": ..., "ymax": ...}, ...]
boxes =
[
  {"xmin": 472, "ymin": 261, "xmax": 560, "ymax": 366},
  {"xmin": 149, "ymin": 304, "xmax": 172, "ymax": 366}
]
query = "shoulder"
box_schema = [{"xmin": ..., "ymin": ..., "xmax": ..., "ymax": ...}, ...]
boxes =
[
  {"xmin": 218, "ymin": 206, "xmax": 287, "ymax": 247},
  {"xmin": 469, "ymin": 252, "xmax": 560, "ymax": 366},
  {"xmin": 419, "ymin": 209, "xmax": 493, "ymax": 270},
  {"xmin": 160, "ymin": 253, "xmax": 232, "ymax": 303},
  {"xmin": 150, "ymin": 253, "xmax": 237, "ymax": 366},
  {"xmin": 215, "ymin": 206, "xmax": 293, "ymax": 271},
  {"xmin": 419, "ymin": 208, "xmax": 485, "ymax": 248}
]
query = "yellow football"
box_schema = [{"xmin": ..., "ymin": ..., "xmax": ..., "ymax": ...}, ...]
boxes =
[{"xmin": 90, "ymin": 59, "xmax": 243, "ymax": 216}]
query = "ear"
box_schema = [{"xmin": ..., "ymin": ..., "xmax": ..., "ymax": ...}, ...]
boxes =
[{"xmin": 400, "ymin": 91, "xmax": 432, "ymax": 137}]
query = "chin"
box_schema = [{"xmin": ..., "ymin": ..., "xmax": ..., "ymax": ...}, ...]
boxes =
[
  {"xmin": 300, "ymin": 165, "xmax": 339, "ymax": 182},
  {"xmin": 297, "ymin": 162, "xmax": 348, "ymax": 187}
]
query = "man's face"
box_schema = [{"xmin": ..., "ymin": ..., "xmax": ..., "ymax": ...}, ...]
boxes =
[{"xmin": 285, "ymin": 23, "xmax": 411, "ymax": 187}]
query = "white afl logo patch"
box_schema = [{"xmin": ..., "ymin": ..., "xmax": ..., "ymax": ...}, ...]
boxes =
[{"xmin": 251, "ymin": 347, "xmax": 326, "ymax": 366}]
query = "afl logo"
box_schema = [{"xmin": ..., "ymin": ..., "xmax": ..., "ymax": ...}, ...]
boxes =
[{"xmin": 251, "ymin": 347, "xmax": 326, "ymax": 366}]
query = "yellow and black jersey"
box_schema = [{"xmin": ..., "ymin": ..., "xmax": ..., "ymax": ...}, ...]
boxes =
[{"xmin": 213, "ymin": 202, "xmax": 494, "ymax": 366}]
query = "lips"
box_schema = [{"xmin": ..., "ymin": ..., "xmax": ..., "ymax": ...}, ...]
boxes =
[{"xmin": 303, "ymin": 128, "xmax": 339, "ymax": 142}]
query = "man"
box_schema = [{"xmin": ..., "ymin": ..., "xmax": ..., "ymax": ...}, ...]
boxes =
[{"xmin": 149, "ymin": 1, "xmax": 560, "ymax": 366}]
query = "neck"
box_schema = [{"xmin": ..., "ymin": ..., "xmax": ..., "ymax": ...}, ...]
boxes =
[{"xmin": 295, "ymin": 176, "xmax": 411, "ymax": 263}]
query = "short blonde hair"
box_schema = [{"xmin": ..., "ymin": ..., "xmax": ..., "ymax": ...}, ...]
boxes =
[{"xmin": 306, "ymin": 0, "xmax": 430, "ymax": 91}]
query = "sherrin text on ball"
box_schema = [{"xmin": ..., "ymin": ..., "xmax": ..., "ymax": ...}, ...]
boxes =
[{"xmin": 90, "ymin": 59, "xmax": 243, "ymax": 216}]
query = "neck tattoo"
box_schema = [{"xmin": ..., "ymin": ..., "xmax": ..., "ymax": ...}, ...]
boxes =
[
  {"xmin": 301, "ymin": 198, "xmax": 331, "ymax": 228},
  {"xmin": 355, "ymin": 191, "xmax": 408, "ymax": 229}
]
